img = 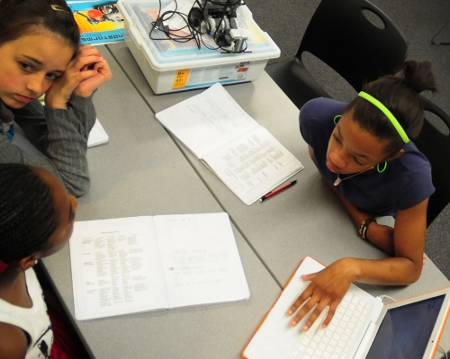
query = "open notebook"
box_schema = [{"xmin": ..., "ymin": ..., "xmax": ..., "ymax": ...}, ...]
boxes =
[
  {"xmin": 155, "ymin": 83, "xmax": 303, "ymax": 205},
  {"xmin": 243, "ymin": 256, "xmax": 450, "ymax": 359},
  {"xmin": 69, "ymin": 213, "xmax": 250, "ymax": 320}
]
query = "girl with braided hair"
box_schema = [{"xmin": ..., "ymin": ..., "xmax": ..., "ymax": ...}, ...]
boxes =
[
  {"xmin": 0, "ymin": 0, "xmax": 112, "ymax": 197},
  {"xmin": 0, "ymin": 163, "xmax": 81, "ymax": 358},
  {"xmin": 288, "ymin": 61, "xmax": 437, "ymax": 332}
]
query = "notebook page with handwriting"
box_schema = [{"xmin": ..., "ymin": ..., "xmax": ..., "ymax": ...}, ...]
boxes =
[
  {"xmin": 155, "ymin": 83, "xmax": 258, "ymax": 159},
  {"xmin": 155, "ymin": 83, "xmax": 303, "ymax": 205},
  {"xmin": 154, "ymin": 213, "xmax": 250, "ymax": 308},
  {"xmin": 202, "ymin": 126, "xmax": 302, "ymax": 205}
]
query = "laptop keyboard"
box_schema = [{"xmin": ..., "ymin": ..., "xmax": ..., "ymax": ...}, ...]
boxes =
[{"xmin": 290, "ymin": 291, "xmax": 374, "ymax": 359}]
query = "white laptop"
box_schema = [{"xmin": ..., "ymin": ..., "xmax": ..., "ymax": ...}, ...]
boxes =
[{"xmin": 242, "ymin": 256, "xmax": 450, "ymax": 359}]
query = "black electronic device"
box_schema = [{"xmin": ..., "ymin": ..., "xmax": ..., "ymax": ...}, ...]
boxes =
[
  {"xmin": 188, "ymin": 0, "xmax": 247, "ymax": 52},
  {"xmin": 188, "ymin": 7, "xmax": 204, "ymax": 28},
  {"xmin": 149, "ymin": 0, "xmax": 247, "ymax": 53}
]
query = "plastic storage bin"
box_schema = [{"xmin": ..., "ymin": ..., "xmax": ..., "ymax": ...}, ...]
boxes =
[{"xmin": 117, "ymin": 0, "xmax": 280, "ymax": 94}]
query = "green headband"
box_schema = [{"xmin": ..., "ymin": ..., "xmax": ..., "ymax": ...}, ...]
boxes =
[{"xmin": 358, "ymin": 91, "xmax": 410, "ymax": 144}]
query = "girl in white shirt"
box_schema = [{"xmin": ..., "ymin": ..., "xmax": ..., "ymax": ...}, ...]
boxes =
[{"xmin": 0, "ymin": 163, "xmax": 79, "ymax": 359}]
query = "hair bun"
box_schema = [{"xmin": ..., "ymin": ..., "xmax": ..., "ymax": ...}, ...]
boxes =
[{"xmin": 397, "ymin": 60, "xmax": 437, "ymax": 94}]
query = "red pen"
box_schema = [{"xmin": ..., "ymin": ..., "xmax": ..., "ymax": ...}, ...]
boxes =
[{"xmin": 259, "ymin": 180, "xmax": 298, "ymax": 202}]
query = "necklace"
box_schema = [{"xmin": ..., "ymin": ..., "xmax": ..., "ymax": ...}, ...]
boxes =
[{"xmin": 334, "ymin": 167, "xmax": 374, "ymax": 186}]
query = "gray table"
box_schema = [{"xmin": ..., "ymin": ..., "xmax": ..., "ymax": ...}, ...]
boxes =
[
  {"xmin": 42, "ymin": 47, "xmax": 281, "ymax": 359},
  {"xmin": 107, "ymin": 41, "xmax": 450, "ymax": 357}
]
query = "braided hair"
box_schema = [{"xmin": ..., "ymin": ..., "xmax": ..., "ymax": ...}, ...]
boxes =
[
  {"xmin": 347, "ymin": 60, "xmax": 437, "ymax": 157},
  {"xmin": 0, "ymin": 164, "xmax": 57, "ymax": 264},
  {"xmin": 0, "ymin": 0, "xmax": 80, "ymax": 53}
]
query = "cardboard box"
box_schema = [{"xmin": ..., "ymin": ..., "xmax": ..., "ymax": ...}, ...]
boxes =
[{"xmin": 117, "ymin": 0, "xmax": 280, "ymax": 94}]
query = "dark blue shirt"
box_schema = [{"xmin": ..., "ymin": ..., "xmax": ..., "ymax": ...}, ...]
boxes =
[{"xmin": 300, "ymin": 98, "xmax": 435, "ymax": 217}]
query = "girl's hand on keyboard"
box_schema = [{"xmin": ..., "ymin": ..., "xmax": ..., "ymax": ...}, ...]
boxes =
[{"xmin": 287, "ymin": 258, "xmax": 357, "ymax": 332}]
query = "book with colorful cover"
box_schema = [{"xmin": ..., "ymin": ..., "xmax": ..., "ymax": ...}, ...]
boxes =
[{"xmin": 67, "ymin": 1, "xmax": 125, "ymax": 45}]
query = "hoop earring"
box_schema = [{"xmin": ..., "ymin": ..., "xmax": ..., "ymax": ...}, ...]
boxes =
[
  {"xmin": 377, "ymin": 162, "xmax": 388, "ymax": 173},
  {"xmin": 333, "ymin": 115, "xmax": 342, "ymax": 125}
]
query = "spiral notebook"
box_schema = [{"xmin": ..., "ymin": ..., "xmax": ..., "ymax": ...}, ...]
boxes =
[{"xmin": 242, "ymin": 256, "xmax": 450, "ymax": 359}]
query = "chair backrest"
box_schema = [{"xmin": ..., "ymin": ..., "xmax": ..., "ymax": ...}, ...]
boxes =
[
  {"xmin": 413, "ymin": 96, "xmax": 450, "ymax": 226},
  {"xmin": 298, "ymin": 0, "xmax": 409, "ymax": 92}
]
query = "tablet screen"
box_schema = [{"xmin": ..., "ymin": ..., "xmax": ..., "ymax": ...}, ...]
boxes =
[{"xmin": 366, "ymin": 295, "xmax": 445, "ymax": 359}]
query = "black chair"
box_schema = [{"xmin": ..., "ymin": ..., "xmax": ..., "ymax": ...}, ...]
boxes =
[
  {"xmin": 265, "ymin": 0, "xmax": 409, "ymax": 110},
  {"xmin": 414, "ymin": 96, "xmax": 450, "ymax": 226}
]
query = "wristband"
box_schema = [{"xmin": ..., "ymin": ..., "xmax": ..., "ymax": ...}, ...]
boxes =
[{"xmin": 358, "ymin": 217, "xmax": 377, "ymax": 240}]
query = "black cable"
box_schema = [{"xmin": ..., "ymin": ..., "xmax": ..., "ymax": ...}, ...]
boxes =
[
  {"xmin": 148, "ymin": 0, "xmax": 248, "ymax": 53},
  {"xmin": 149, "ymin": 0, "xmax": 202, "ymax": 48}
]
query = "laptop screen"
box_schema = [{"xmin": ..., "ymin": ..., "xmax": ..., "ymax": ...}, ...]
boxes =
[{"xmin": 366, "ymin": 295, "xmax": 445, "ymax": 359}]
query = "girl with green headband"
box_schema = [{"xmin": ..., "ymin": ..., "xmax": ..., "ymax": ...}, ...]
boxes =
[{"xmin": 289, "ymin": 61, "xmax": 437, "ymax": 332}]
